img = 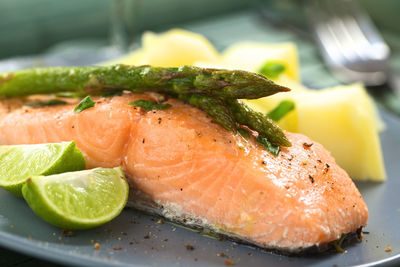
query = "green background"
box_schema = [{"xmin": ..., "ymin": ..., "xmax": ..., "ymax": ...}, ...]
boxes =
[
  {"xmin": 1, "ymin": 0, "xmax": 399, "ymax": 59},
  {"xmin": 0, "ymin": 0, "xmax": 257, "ymax": 59}
]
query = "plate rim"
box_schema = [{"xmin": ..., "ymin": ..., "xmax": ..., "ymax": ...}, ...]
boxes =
[{"xmin": 0, "ymin": 230, "xmax": 137, "ymax": 267}]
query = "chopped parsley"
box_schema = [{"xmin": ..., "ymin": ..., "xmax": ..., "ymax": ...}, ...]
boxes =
[
  {"xmin": 74, "ymin": 95, "xmax": 96, "ymax": 113},
  {"xmin": 258, "ymin": 61, "xmax": 286, "ymax": 79},
  {"xmin": 267, "ymin": 100, "xmax": 295, "ymax": 122},
  {"xmin": 238, "ymin": 128, "xmax": 250, "ymax": 138},
  {"xmin": 129, "ymin": 99, "xmax": 171, "ymax": 111},
  {"xmin": 99, "ymin": 90, "xmax": 124, "ymax": 98},
  {"xmin": 332, "ymin": 233, "xmax": 346, "ymax": 253},
  {"xmin": 24, "ymin": 99, "xmax": 67, "ymax": 107},
  {"xmin": 256, "ymin": 136, "xmax": 280, "ymax": 156}
]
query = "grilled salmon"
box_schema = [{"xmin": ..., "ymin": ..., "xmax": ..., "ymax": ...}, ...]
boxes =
[{"xmin": 0, "ymin": 93, "xmax": 368, "ymax": 253}]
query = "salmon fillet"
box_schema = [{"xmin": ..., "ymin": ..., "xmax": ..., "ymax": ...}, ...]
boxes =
[{"xmin": 0, "ymin": 93, "xmax": 368, "ymax": 253}]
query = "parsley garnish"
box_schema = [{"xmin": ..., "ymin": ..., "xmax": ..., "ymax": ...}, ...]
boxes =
[
  {"xmin": 129, "ymin": 99, "xmax": 171, "ymax": 111},
  {"xmin": 99, "ymin": 90, "xmax": 124, "ymax": 98},
  {"xmin": 332, "ymin": 233, "xmax": 346, "ymax": 253},
  {"xmin": 256, "ymin": 136, "xmax": 280, "ymax": 156},
  {"xmin": 74, "ymin": 95, "xmax": 96, "ymax": 113},
  {"xmin": 238, "ymin": 128, "xmax": 250, "ymax": 138},
  {"xmin": 267, "ymin": 100, "xmax": 295, "ymax": 122},
  {"xmin": 258, "ymin": 61, "xmax": 286, "ymax": 79},
  {"xmin": 24, "ymin": 99, "xmax": 67, "ymax": 107}
]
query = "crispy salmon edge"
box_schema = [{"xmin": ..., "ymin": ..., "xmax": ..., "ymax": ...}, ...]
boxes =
[{"xmin": 126, "ymin": 186, "xmax": 363, "ymax": 255}]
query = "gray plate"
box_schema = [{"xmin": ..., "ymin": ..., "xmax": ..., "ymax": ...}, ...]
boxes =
[{"xmin": 0, "ymin": 108, "xmax": 399, "ymax": 267}]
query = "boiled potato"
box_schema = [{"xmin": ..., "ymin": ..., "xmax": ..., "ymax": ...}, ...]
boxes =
[
  {"xmin": 221, "ymin": 42, "xmax": 300, "ymax": 82},
  {"xmin": 106, "ymin": 29, "xmax": 219, "ymax": 67},
  {"xmin": 246, "ymin": 84, "xmax": 386, "ymax": 181},
  {"xmin": 141, "ymin": 29, "xmax": 219, "ymax": 66}
]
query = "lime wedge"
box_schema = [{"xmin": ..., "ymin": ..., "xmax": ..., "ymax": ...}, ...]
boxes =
[
  {"xmin": 0, "ymin": 141, "xmax": 86, "ymax": 196},
  {"xmin": 22, "ymin": 167, "xmax": 129, "ymax": 230}
]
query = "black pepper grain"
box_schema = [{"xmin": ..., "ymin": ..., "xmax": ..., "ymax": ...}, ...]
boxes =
[
  {"xmin": 323, "ymin": 163, "xmax": 330, "ymax": 174},
  {"xmin": 185, "ymin": 244, "xmax": 195, "ymax": 251},
  {"xmin": 303, "ymin": 142, "xmax": 313, "ymax": 149},
  {"xmin": 62, "ymin": 230, "xmax": 73, "ymax": 237}
]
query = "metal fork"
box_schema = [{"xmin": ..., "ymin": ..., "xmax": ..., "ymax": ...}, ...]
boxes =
[{"xmin": 305, "ymin": 0, "xmax": 390, "ymax": 86}]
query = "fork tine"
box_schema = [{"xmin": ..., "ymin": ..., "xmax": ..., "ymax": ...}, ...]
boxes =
[
  {"xmin": 324, "ymin": 0, "xmax": 362, "ymax": 63},
  {"xmin": 305, "ymin": 0, "xmax": 347, "ymax": 68},
  {"xmin": 305, "ymin": 0, "xmax": 390, "ymax": 85},
  {"xmin": 334, "ymin": 0, "xmax": 389, "ymax": 67},
  {"xmin": 341, "ymin": 16, "xmax": 371, "ymax": 61},
  {"xmin": 345, "ymin": 0, "xmax": 390, "ymax": 62}
]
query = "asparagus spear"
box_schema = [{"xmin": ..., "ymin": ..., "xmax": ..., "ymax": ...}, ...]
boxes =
[
  {"xmin": 0, "ymin": 65, "xmax": 292, "ymax": 149},
  {"xmin": 178, "ymin": 94, "xmax": 237, "ymax": 132},
  {"xmin": 226, "ymin": 99, "xmax": 291, "ymax": 147},
  {"xmin": 0, "ymin": 65, "xmax": 289, "ymax": 99}
]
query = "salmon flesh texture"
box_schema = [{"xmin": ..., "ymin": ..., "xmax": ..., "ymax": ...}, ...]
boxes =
[{"xmin": 0, "ymin": 93, "xmax": 368, "ymax": 253}]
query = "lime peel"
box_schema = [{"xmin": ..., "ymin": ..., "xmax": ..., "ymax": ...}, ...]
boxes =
[
  {"xmin": 0, "ymin": 141, "xmax": 86, "ymax": 196},
  {"xmin": 22, "ymin": 167, "xmax": 129, "ymax": 230}
]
